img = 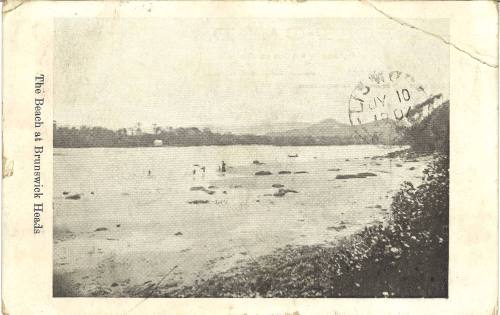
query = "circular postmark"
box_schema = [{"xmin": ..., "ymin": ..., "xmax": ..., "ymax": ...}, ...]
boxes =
[{"xmin": 348, "ymin": 71, "xmax": 431, "ymax": 127}]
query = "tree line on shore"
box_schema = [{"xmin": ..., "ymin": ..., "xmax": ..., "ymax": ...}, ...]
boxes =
[
  {"xmin": 54, "ymin": 99, "xmax": 449, "ymax": 149},
  {"xmin": 53, "ymin": 124, "xmax": 392, "ymax": 148}
]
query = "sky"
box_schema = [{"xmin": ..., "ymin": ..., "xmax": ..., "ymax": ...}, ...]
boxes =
[{"xmin": 54, "ymin": 17, "xmax": 449, "ymax": 130}]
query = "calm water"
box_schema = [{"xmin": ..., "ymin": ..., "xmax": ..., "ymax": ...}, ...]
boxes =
[
  {"xmin": 54, "ymin": 145, "xmax": 408, "ymax": 233},
  {"xmin": 53, "ymin": 145, "xmax": 426, "ymax": 295}
]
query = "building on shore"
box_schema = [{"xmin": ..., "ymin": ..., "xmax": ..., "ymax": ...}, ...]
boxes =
[{"xmin": 153, "ymin": 139, "xmax": 163, "ymax": 147}]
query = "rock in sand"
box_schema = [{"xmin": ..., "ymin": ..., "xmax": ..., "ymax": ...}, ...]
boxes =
[
  {"xmin": 190, "ymin": 186, "xmax": 215, "ymax": 195},
  {"xmin": 327, "ymin": 225, "xmax": 347, "ymax": 232},
  {"xmin": 190, "ymin": 186, "xmax": 205, "ymax": 191},
  {"xmin": 65, "ymin": 193, "xmax": 81, "ymax": 200},
  {"xmin": 357, "ymin": 172, "xmax": 377, "ymax": 177},
  {"xmin": 188, "ymin": 200, "xmax": 209, "ymax": 204},
  {"xmin": 273, "ymin": 188, "xmax": 299, "ymax": 197},
  {"xmin": 336, "ymin": 172, "xmax": 377, "ymax": 179},
  {"xmin": 255, "ymin": 171, "xmax": 272, "ymax": 176}
]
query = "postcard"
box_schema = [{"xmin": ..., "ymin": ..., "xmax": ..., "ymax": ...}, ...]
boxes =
[{"xmin": 2, "ymin": 1, "xmax": 498, "ymax": 314}]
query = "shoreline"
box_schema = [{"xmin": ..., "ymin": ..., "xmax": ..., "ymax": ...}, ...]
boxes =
[
  {"xmin": 54, "ymin": 143, "xmax": 409, "ymax": 149},
  {"xmin": 168, "ymin": 154, "xmax": 448, "ymax": 298},
  {"xmin": 53, "ymin": 147, "xmax": 435, "ymax": 297}
]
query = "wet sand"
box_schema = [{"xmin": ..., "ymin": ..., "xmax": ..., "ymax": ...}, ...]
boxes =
[{"xmin": 53, "ymin": 146, "xmax": 430, "ymax": 297}]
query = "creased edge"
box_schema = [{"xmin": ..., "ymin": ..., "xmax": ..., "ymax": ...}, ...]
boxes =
[
  {"xmin": 363, "ymin": 0, "xmax": 498, "ymax": 69},
  {"xmin": 3, "ymin": 0, "xmax": 28, "ymax": 15}
]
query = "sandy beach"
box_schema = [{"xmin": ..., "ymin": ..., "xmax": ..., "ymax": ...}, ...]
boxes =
[{"xmin": 53, "ymin": 145, "xmax": 430, "ymax": 297}]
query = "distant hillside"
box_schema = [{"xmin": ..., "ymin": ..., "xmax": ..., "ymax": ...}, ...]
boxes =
[
  {"xmin": 206, "ymin": 121, "xmax": 313, "ymax": 136},
  {"xmin": 267, "ymin": 119, "xmax": 348, "ymax": 137},
  {"xmin": 265, "ymin": 95, "xmax": 449, "ymax": 148},
  {"xmin": 267, "ymin": 118, "xmax": 402, "ymax": 145}
]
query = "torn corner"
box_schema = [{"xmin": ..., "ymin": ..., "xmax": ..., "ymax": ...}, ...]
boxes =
[
  {"xmin": 2, "ymin": 300, "xmax": 10, "ymax": 315},
  {"xmin": 3, "ymin": 0, "xmax": 28, "ymax": 15},
  {"xmin": 3, "ymin": 156, "xmax": 14, "ymax": 178}
]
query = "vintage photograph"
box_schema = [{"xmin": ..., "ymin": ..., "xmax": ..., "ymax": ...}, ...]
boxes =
[{"xmin": 52, "ymin": 18, "xmax": 449, "ymax": 298}]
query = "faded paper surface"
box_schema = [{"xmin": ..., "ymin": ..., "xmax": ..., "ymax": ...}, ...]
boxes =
[{"xmin": 2, "ymin": 1, "xmax": 498, "ymax": 314}]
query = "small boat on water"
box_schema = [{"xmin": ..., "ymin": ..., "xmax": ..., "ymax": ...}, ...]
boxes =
[{"xmin": 288, "ymin": 154, "xmax": 298, "ymax": 158}]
